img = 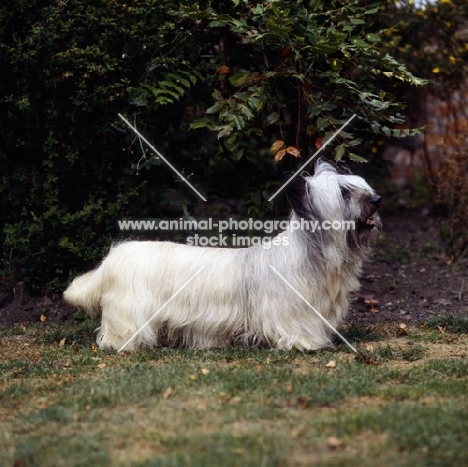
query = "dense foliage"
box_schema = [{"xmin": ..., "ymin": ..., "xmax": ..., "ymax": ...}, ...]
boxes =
[{"xmin": 0, "ymin": 0, "xmax": 426, "ymax": 292}]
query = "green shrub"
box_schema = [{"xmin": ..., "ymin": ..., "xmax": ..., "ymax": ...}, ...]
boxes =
[{"xmin": 0, "ymin": 0, "xmax": 426, "ymax": 293}]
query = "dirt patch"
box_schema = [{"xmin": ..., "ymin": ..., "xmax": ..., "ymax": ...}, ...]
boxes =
[
  {"xmin": 0, "ymin": 333, "xmax": 46, "ymax": 365},
  {"xmin": 0, "ymin": 208, "xmax": 467, "ymax": 328},
  {"xmin": 0, "ymin": 296, "xmax": 80, "ymax": 327},
  {"xmin": 349, "ymin": 208, "xmax": 468, "ymax": 325},
  {"xmin": 393, "ymin": 334, "xmax": 468, "ymax": 361}
]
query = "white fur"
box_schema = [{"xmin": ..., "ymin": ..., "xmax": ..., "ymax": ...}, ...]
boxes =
[{"xmin": 64, "ymin": 160, "xmax": 380, "ymax": 351}]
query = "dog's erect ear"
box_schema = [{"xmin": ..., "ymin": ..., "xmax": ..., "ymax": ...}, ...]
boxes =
[
  {"xmin": 313, "ymin": 157, "xmax": 337, "ymax": 175},
  {"xmin": 285, "ymin": 173, "xmax": 309, "ymax": 217}
]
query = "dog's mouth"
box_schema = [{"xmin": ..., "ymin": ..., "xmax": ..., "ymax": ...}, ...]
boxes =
[
  {"xmin": 360, "ymin": 215, "xmax": 378, "ymax": 230},
  {"xmin": 357, "ymin": 195, "xmax": 381, "ymax": 231},
  {"xmin": 358, "ymin": 205, "xmax": 381, "ymax": 231}
]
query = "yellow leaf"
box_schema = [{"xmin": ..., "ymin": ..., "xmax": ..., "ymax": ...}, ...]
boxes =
[
  {"xmin": 274, "ymin": 149, "xmax": 287, "ymax": 161},
  {"xmin": 365, "ymin": 297, "xmax": 379, "ymax": 314},
  {"xmin": 285, "ymin": 146, "xmax": 301, "ymax": 158},
  {"xmin": 97, "ymin": 363, "xmax": 106, "ymax": 369},
  {"xmin": 325, "ymin": 360, "xmax": 336, "ymax": 368},
  {"xmin": 189, "ymin": 374, "xmax": 197, "ymax": 380},
  {"xmin": 327, "ymin": 436, "xmax": 344, "ymax": 449},
  {"xmin": 59, "ymin": 337, "xmax": 66, "ymax": 347},
  {"xmin": 40, "ymin": 314, "xmax": 47, "ymax": 322},
  {"xmin": 432, "ymin": 67, "xmax": 440, "ymax": 74},
  {"xmin": 229, "ymin": 396, "xmax": 242, "ymax": 405},
  {"xmin": 397, "ymin": 323, "xmax": 409, "ymax": 336},
  {"xmin": 163, "ymin": 387, "xmax": 173, "ymax": 399},
  {"xmin": 364, "ymin": 298, "xmax": 379, "ymax": 306},
  {"xmin": 270, "ymin": 139, "xmax": 286, "ymax": 157},
  {"xmin": 201, "ymin": 368, "xmax": 210, "ymax": 376}
]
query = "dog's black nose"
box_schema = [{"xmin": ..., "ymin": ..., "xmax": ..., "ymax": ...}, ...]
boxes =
[{"xmin": 371, "ymin": 195, "xmax": 381, "ymax": 207}]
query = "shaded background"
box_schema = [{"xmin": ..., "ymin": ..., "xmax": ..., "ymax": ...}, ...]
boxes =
[{"xmin": 0, "ymin": 0, "xmax": 467, "ymax": 296}]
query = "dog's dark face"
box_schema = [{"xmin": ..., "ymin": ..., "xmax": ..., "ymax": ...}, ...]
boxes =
[{"xmin": 286, "ymin": 159, "xmax": 381, "ymax": 247}]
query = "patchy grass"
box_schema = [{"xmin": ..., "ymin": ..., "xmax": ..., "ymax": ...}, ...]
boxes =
[
  {"xmin": 425, "ymin": 313, "xmax": 468, "ymax": 334},
  {"xmin": 1, "ymin": 319, "xmax": 468, "ymax": 466}
]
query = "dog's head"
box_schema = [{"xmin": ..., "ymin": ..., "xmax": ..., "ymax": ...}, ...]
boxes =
[{"xmin": 286, "ymin": 158, "xmax": 381, "ymax": 249}]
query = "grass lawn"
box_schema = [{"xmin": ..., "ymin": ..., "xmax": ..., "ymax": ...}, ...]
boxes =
[{"xmin": 1, "ymin": 316, "xmax": 468, "ymax": 466}]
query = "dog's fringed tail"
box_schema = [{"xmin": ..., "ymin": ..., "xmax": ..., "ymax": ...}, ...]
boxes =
[{"xmin": 63, "ymin": 269, "xmax": 103, "ymax": 316}]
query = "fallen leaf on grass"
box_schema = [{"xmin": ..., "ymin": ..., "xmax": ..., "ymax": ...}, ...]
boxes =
[
  {"xmin": 40, "ymin": 314, "xmax": 47, "ymax": 322},
  {"xmin": 296, "ymin": 396, "xmax": 310, "ymax": 409},
  {"xmin": 325, "ymin": 360, "xmax": 336, "ymax": 368},
  {"xmin": 162, "ymin": 387, "xmax": 173, "ymax": 400},
  {"xmin": 59, "ymin": 337, "xmax": 66, "ymax": 347},
  {"xmin": 200, "ymin": 368, "xmax": 210, "ymax": 376},
  {"xmin": 291, "ymin": 427, "xmax": 305, "ymax": 437},
  {"xmin": 397, "ymin": 323, "xmax": 409, "ymax": 336},
  {"xmin": 229, "ymin": 396, "xmax": 242, "ymax": 405},
  {"xmin": 97, "ymin": 363, "xmax": 106, "ymax": 369},
  {"xmin": 189, "ymin": 374, "xmax": 197, "ymax": 380},
  {"xmin": 355, "ymin": 350, "xmax": 378, "ymax": 365},
  {"xmin": 437, "ymin": 325, "xmax": 445, "ymax": 334},
  {"xmin": 327, "ymin": 436, "xmax": 344, "ymax": 449}
]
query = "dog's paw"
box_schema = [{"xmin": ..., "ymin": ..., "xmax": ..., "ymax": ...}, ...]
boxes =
[{"xmin": 275, "ymin": 335, "xmax": 323, "ymax": 351}]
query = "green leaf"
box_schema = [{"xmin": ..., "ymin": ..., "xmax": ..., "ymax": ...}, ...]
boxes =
[
  {"xmin": 382, "ymin": 126, "xmax": 391, "ymax": 137},
  {"xmin": 189, "ymin": 117, "xmax": 213, "ymax": 130},
  {"xmin": 241, "ymin": 105, "xmax": 255, "ymax": 120},
  {"xmin": 348, "ymin": 153, "xmax": 367, "ymax": 163},
  {"xmin": 335, "ymin": 144, "xmax": 345, "ymax": 162}
]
